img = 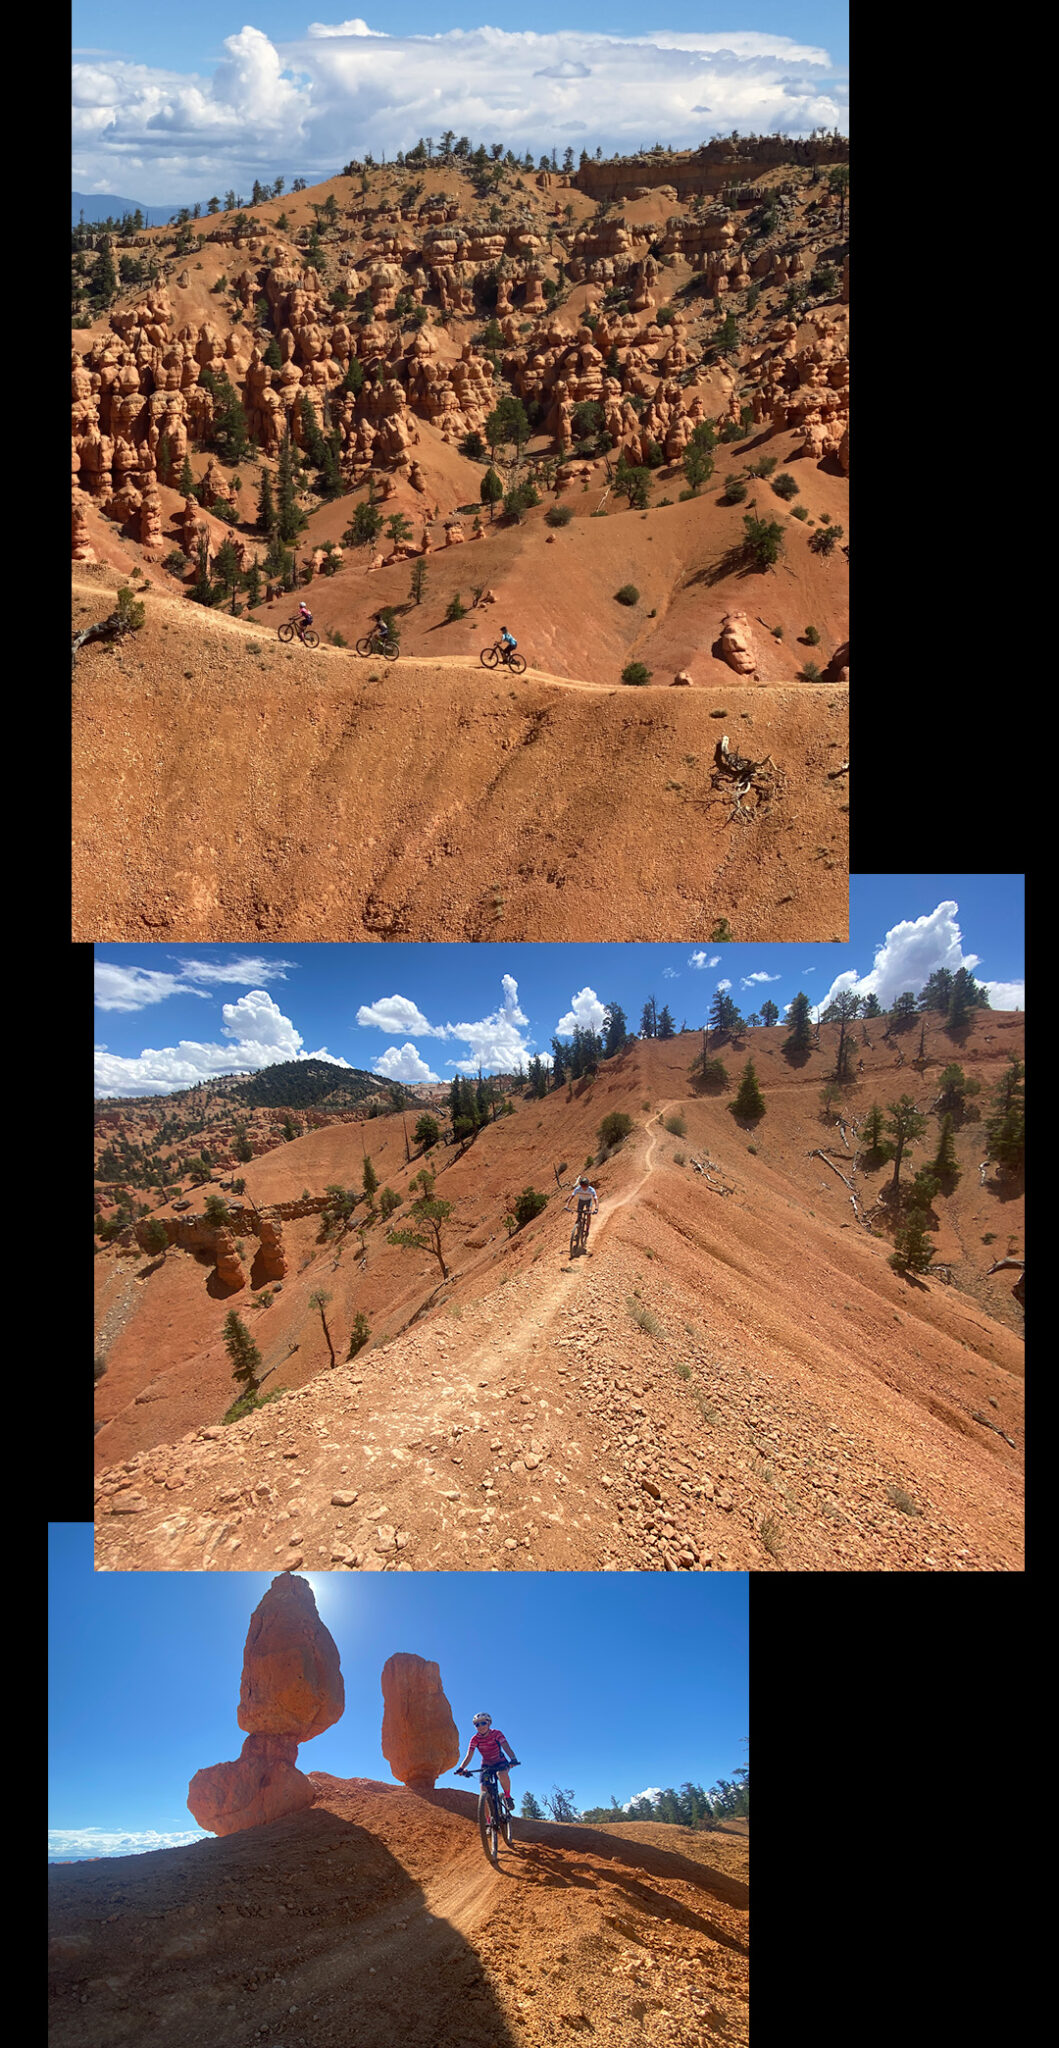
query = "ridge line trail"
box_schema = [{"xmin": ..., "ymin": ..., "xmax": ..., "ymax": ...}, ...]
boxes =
[{"xmin": 72, "ymin": 581, "xmax": 833, "ymax": 697}]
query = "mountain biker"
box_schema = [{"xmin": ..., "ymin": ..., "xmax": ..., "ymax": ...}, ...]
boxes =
[
  {"xmin": 499, "ymin": 626, "xmax": 518, "ymax": 662},
  {"xmin": 298, "ymin": 600, "xmax": 313, "ymax": 640},
  {"xmin": 456, "ymin": 1712, "xmax": 518, "ymax": 1810},
  {"xmin": 565, "ymin": 1176, "xmax": 599, "ymax": 1234}
]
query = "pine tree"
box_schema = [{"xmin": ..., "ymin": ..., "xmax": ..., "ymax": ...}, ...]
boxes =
[
  {"xmin": 179, "ymin": 454, "xmax": 195, "ymax": 498},
  {"xmin": 257, "ymin": 467, "xmax": 276, "ymax": 534},
  {"xmin": 784, "ymin": 992, "xmax": 813, "ymax": 1054},
  {"xmin": 760, "ymin": 999, "xmax": 779, "ymax": 1027},
  {"xmin": 947, "ymin": 966, "xmax": 988, "ymax": 1030},
  {"xmin": 862, "ymin": 993, "xmax": 882, "ymax": 1018},
  {"xmin": 889, "ymin": 1207, "xmax": 935, "ymax": 1274},
  {"xmin": 657, "ymin": 1005, "xmax": 676, "ymax": 1039},
  {"xmin": 362, "ymin": 1154, "xmax": 379, "ymax": 1207},
  {"xmin": 732, "ymin": 1058, "xmax": 766, "ymax": 1121},
  {"xmin": 275, "ymin": 428, "xmax": 307, "ymax": 544},
  {"xmin": 602, "ymin": 1002, "xmax": 628, "ymax": 1057},
  {"xmin": 985, "ymin": 1055, "xmax": 1025, "ymax": 1174},
  {"xmin": 918, "ymin": 969, "xmax": 953, "ymax": 1014},
  {"xmin": 890, "ymin": 991, "xmax": 918, "ymax": 1026},
  {"xmin": 224, "ymin": 1309, "xmax": 262, "ymax": 1394},
  {"xmin": 481, "ymin": 467, "xmax": 504, "ymax": 520},
  {"xmin": 930, "ymin": 1113, "xmax": 960, "ymax": 1184},
  {"xmin": 884, "ymin": 1095, "xmax": 928, "ymax": 1199}
]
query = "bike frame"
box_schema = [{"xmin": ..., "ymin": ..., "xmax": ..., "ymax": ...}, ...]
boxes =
[{"xmin": 461, "ymin": 1757, "xmax": 519, "ymax": 1863}]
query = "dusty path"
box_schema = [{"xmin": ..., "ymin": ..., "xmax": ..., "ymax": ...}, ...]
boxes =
[
  {"xmin": 49, "ymin": 1779, "xmax": 749, "ymax": 2048},
  {"xmin": 73, "ymin": 572, "xmax": 849, "ymax": 942}
]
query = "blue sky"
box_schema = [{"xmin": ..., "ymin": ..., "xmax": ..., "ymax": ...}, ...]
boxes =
[
  {"xmin": 72, "ymin": 7, "xmax": 849, "ymax": 204},
  {"xmin": 93, "ymin": 878, "xmax": 1025, "ymax": 1098},
  {"xmin": 49, "ymin": 1526, "xmax": 748, "ymax": 1856}
]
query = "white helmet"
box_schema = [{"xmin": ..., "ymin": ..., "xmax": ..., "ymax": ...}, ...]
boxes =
[{"xmin": 472, "ymin": 1711, "xmax": 492, "ymax": 1726}]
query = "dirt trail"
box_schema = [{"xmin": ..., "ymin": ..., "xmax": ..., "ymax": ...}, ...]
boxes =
[{"xmin": 49, "ymin": 1778, "xmax": 749, "ymax": 2048}]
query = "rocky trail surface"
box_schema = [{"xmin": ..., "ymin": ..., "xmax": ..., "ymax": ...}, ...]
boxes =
[
  {"xmin": 49, "ymin": 1779, "xmax": 748, "ymax": 2048},
  {"xmin": 95, "ymin": 1052, "xmax": 1024, "ymax": 1575}
]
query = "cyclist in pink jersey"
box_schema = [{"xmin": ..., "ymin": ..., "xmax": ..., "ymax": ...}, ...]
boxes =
[{"xmin": 456, "ymin": 1712, "xmax": 517, "ymax": 1810}]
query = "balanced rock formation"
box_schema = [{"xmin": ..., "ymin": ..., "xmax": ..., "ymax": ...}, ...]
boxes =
[
  {"xmin": 188, "ymin": 1573, "xmax": 344, "ymax": 1836},
  {"xmin": 380, "ymin": 1652, "xmax": 459, "ymax": 1792}
]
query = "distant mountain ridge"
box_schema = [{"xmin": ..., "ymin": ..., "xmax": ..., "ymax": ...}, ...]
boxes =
[
  {"xmin": 72, "ymin": 190, "xmax": 189, "ymax": 227},
  {"xmin": 232, "ymin": 1059, "xmax": 388, "ymax": 1110}
]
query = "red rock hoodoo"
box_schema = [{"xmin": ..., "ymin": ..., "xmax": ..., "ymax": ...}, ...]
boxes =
[
  {"xmin": 188, "ymin": 1572, "xmax": 344, "ymax": 1836},
  {"xmin": 380, "ymin": 1651, "xmax": 460, "ymax": 1791}
]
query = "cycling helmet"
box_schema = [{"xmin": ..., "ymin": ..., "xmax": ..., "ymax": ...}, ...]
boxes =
[{"xmin": 472, "ymin": 1712, "xmax": 492, "ymax": 1726}]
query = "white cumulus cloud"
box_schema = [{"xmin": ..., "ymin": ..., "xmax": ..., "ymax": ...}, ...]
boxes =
[
  {"xmin": 372, "ymin": 1042, "xmax": 440, "ymax": 1082},
  {"xmin": 981, "ymin": 980, "xmax": 1024, "ymax": 1010},
  {"xmin": 445, "ymin": 973, "xmax": 536, "ymax": 1074},
  {"xmin": 356, "ymin": 993, "xmax": 447, "ymax": 1036},
  {"xmin": 816, "ymin": 901, "xmax": 984, "ymax": 1015},
  {"xmin": 689, "ymin": 953, "xmax": 721, "ymax": 969},
  {"xmin": 72, "ymin": 24, "xmax": 845, "ymax": 200},
  {"xmin": 740, "ymin": 971, "xmax": 781, "ymax": 987},
  {"xmin": 555, "ymin": 986, "xmax": 607, "ymax": 1036},
  {"xmin": 95, "ymin": 989, "xmax": 350, "ymax": 1098}
]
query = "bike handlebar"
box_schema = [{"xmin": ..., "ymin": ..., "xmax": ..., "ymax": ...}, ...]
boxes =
[{"xmin": 456, "ymin": 1758, "xmax": 520, "ymax": 1776}]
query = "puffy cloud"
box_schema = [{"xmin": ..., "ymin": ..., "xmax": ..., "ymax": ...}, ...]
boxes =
[
  {"xmin": 94, "ymin": 962, "xmax": 211, "ymax": 1012},
  {"xmin": 689, "ymin": 953, "xmax": 721, "ymax": 969},
  {"xmin": 816, "ymin": 901, "xmax": 984, "ymax": 1015},
  {"xmin": 356, "ymin": 993, "xmax": 447, "ymax": 1036},
  {"xmin": 555, "ymin": 986, "xmax": 607, "ymax": 1036},
  {"xmin": 981, "ymin": 980, "xmax": 1024, "ymax": 1011},
  {"xmin": 373, "ymin": 1042, "xmax": 440, "ymax": 1082},
  {"xmin": 716, "ymin": 978, "xmax": 732, "ymax": 992},
  {"xmin": 71, "ymin": 25, "xmax": 846, "ymax": 199},
  {"xmin": 49, "ymin": 1827, "xmax": 207, "ymax": 1860},
  {"xmin": 624, "ymin": 1786, "xmax": 663, "ymax": 1810},
  {"xmin": 445, "ymin": 973, "xmax": 535, "ymax": 1074},
  {"xmin": 662, "ymin": 966, "xmax": 679, "ymax": 979},
  {"xmin": 740, "ymin": 970, "xmax": 781, "ymax": 987},
  {"xmin": 94, "ymin": 990, "xmax": 350, "ymax": 1097}
]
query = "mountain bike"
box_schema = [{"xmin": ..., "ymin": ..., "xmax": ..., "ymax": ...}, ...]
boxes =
[
  {"xmin": 480, "ymin": 640, "xmax": 527, "ymax": 675},
  {"xmin": 356, "ymin": 630, "xmax": 400, "ymax": 660},
  {"xmin": 278, "ymin": 617, "xmax": 320, "ymax": 648},
  {"xmin": 569, "ymin": 1202, "xmax": 593, "ymax": 1259},
  {"xmin": 456, "ymin": 1757, "xmax": 520, "ymax": 1865}
]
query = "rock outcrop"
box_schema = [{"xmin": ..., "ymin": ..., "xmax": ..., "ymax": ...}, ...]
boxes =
[
  {"xmin": 188, "ymin": 1573, "xmax": 344, "ymax": 1836},
  {"xmin": 380, "ymin": 1652, "xmax": 460, "ymax": 1791}
]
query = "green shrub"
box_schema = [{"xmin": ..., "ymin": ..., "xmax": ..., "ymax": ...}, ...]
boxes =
[
  {"xmin": 771, "ymin": 472, "xmax": 799, "ymax": 499},
  {"xmin": 347, "ymin": 1311, "xmax": 371, "ymax": 1359},
  {"xmin": 615, "ymin": 584, "xmax": 639, "ymax": 605},
  {"xmin": 626, "ymin": 1297, "xmax": 663, "ymax": 1337},
  {"xmin": 511, "ymin": 1187, "xmax": 549, "ymax": 1228},
  {"xmin": 722, "ymin": 474, "xmax": 748, "ymax": 504},
  {"xmin": 141, "ymin": 1219, "xmax": 168, "ymax": 1254},
  {"xmin": 663, "ymin": 1112, "xmax": 686, "ymax": 1136},
  {"xmin": 545, "ymin": 503, "xmax": 573, "ymax": 526},
  {"xmin": 791, "ymin": 504, "xmax": 809, "ymax": 520},
  {"xmin": 621, "ymin": 662, "xmax": 651, "ymax": 685},
  {"xmin": 800, "ymin": 660, "xmax": 823, "ymax": 681},
  {"xmin": 804, "ymin": 624, "xmax": 821, "ymax": 645},
  {"xmin": 599, "ymin": 1110, "xmax": 634, "ymax": 1147}
]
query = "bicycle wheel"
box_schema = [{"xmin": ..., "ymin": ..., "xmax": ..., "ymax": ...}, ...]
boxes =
[
  {"xmin": 278, "ymin": 623, "xmax": 294, "ymax": 643},
  {"xmin": 383, "ymin": 639, "xmax": 400, "ymax": 660},
  {"xmin": 302, "ymin": 629, "xmax": 319, "ymax": 648},
  {"xmin": 508, "ymin": 653, "xmax": 526, "ymax": 675},
  {"xmin": 478, "ymin": 1791, "xmax": 499, "ymax": 1865},
  {"xmin": 355, "ymin": 636, "xmax": 374, "ymax": 657},
  {"xmin": 480, "ymin": 645, "xmax": 500, "ymax": 669},
  {"xmin": 570, "ymin": 1224, "xmax": 580, "ymax": 1260}
]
